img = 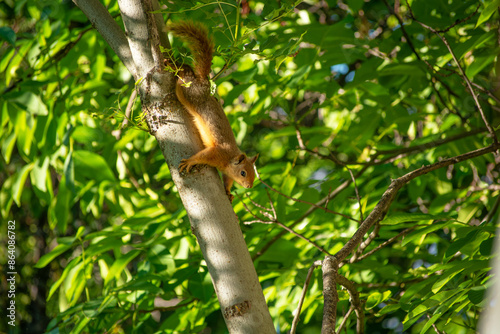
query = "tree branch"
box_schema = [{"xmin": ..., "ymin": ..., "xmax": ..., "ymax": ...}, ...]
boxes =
[
  {"xmin": 321, "ymin": 256, "xmax": 338, "ymax": 334},
  {"xmin": 349, "ymin": 223, "xmax": 380, "ymax": 263},
  {"xmin": 334, "ymin": 143, "xmax": 499, "ymax": 263},
  {"xmin": 73, "ymin": 0, "xmax": 137, "ymax": 78},
  {"xmin": 336, "ymin": 275, "xmax": 364, "ymax": 334},
  {"xmin": 117, "ymin": 0, "xmax": 156, "ymax": 78}
]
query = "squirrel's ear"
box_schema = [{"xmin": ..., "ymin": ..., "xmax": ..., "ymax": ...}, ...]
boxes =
[
  {"xmin": 235, "ymin": 154, "xmax": 246, "ymax": 165},
  {"xmin": 250, "ymin": 154, "xmax": 259, "ymax": 164}
]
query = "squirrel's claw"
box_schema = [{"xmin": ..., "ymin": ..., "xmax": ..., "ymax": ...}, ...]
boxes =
[
  {"xmin": 179, "ymin": 159, "xmax": 191, "ymax": 174},
  {"xmin": 225, "ymin": 190, "xmax": 234, "ymax": 203}
]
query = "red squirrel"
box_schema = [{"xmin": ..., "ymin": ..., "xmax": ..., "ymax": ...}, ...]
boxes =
[{"xmin": 168, "ymin": 21, "xmax": 258, "ymax": 202}]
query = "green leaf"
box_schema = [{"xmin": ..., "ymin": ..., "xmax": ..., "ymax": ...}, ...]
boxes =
[
  {"xmin": 479, "ymin": 237, "xmax": 494, "ymax": 256},
  {"xmin": 71, "ymin": 126, "xmax": 104, "ymax": 144},
  {"xmin": 432, "ymin": 260, "xmax": 491, "ymax": 293},
  {"xmin": 420, "ymin": 312, "xmax": 443, "ymax": 334},
  {"xmin": 401, "ymin": 221, "xmax": 452, "ymax": 246},
  {"xmin": 377, "ymin": 303, "xmax": 400, "ymax": 315},
  {"xmin": 3, "ymin": 39, "xmax": 33, "ymax": 86},
  {"xmin": 64, "ymin": 150, "xmax": 75, "ymax": 194},
  {"xmin": 0, "ymin": 26, "xmax": 16, "ymax": 46},
  {"xmin": 365, "ymin": 290, "xmax": 391, "ymax": 310},
  {"xmin": 35, "ymin": 243, "xmax": 73, "ymax": 268},
  {"xmin": 381, "ymin": 212, "xmax": 451, "ymax": 225},
  {"xmin": 104, "ymin": 250, "xmax": 141, "ymax": 285},
  {"xmin": 114, "ymin": 276, "xmax": 164, "ymax": 294},
  {"xmin": 468, "ymin": 286, "xmax": 486, "ymax": 305},
  {"xmin": 453, "ymin": 32, "xmax": 495, "ymax": 61},
  {"xmin": 12, "ymin": 163, "xmax": 34, "ymax": 206},
  {"xmin": 49, "ymin": 176, "xmax": 71, "ymax": 232},
  {"xmin": 476, "ymin": 0, "xmax": 500, "ymax": 27},
  {"xmin": 281, "ymin": 175, "xmax": 297, "ymax": 197},
  {"xmin": 260, "ymin": 35, "xmax": 279, "ymax": 52},
  {"xmin": 8, "ymin": 91, "xmax": 48, "ymax": 116},
  {"xmin": 404, "ymin": 290, "xmax": 458, "ymax": 329},
  {"xmin": 377, "ymin": 63, "xmax": 426, "ymax": 77},
  {"xmin": 46, "ymin": 257, "xmax": 80, "ymax": 301},
  {"xmin": 346, "ymin": 0, "xmax": 364, "ymax": 12},
  {"xmin": 1, "ymin": 128, "xmax": 16, "ymax": 164},
  {"xmin": 400, "ymin": 278, "xmax": 438, "ymax": 307},
  {"xmin": 73, "ymin": 150, "xmax": 116, "ymax": 182},
  {"xmin": 431, "ymin": 268, "xmax": 465, "ymax": 294},
  {"xmin": 72, "ymin": 310, "xmax": 91, "ymax": 333},
  {"xmin": 64, "ymin": 261, "xmax": 90, "ymax": 306},
  {"xmin": 31, "ymin": 157, "xmax": 50, "ymax": 192},
  {"xmin": 445, "ymin": 229, "xmax": 489, "ymax": 259},
  {"xmin": 75, "ymin": 226, "xmax": 86, "ymax": 239},
  {"xmin": 86, "ymin": 237, "xmax": 125, "ymax": 257},
  {"xmin": 188, "ymin": 271, "xmax": 215, "ymax": 303}
]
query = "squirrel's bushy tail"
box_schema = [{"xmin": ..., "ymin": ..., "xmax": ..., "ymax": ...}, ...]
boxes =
[{"xmin": 169, "ymin": 20, "xmax": 214, "ymax": 79}]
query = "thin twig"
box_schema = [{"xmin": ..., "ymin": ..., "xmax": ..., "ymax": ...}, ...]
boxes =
[
  {"xmin": 347, "ymin": 168, "xmax": 363, "ymax": 222},
  {"xmin": 256, "ymin": 169, "xmax": 360, "ymax": 223},
  {"xmin": 481, "ymin": 194, "xmax": 500, "ymax": 225},
  {"xmin": 244, "ymin": 193, "xmax": 273, "ymax": 212},
  {"xmin": 349, "ymin": 223, "xmax": 381, "ymax": 263},
  {"xmin": 295, "ymin": 126, "xmax": 307, "ymax": 150},
  {"xmin": 337, "ymin": 275, "xmax": 364, "ymax": 334},
  {"xmin": 381, "ymin": 0, "xmax": 420, "ymax": 60},
  {"xmin": 353, "ymin": 227, "xmax": 416, "ymax": 262},
  {"xmin": 253, "ymin": 166, "xmax": 370, "ymax": 260},
  {"xmin": 271, "ymin": 220, "xmax": 331, "ymax": 256},
  {"xmin": 112, "ymin": 89, "xmax": 138, "ymax": 140},
  {"xmin": 336, "ymin": 306, "xmax": 354, "ymax": 334},
  {"xmin": 291, "ymin": 260, "xmax": 322, "ymax": 334},
  {"xmin": 235, "ymin": 192, "xmax": 262, "ymax": 221},
  {"xmin": 239, "ymin": 192, "xmax": 331, "ymax": 256},
  {"xmin": 407, "ymin": 2, "xmax": 498, "ymax": 145},
  {"xmin": 433, "ymin": 5, "xmax": 481, "ymax": 33},
  {"xmin": 265, "ymin": 188, "xmax": 278, "ymax": 218},
  {"xmin": 472, "ymin": 82, "xmax": 500, "ymax": 105},
  {"xmin": 373, "ymin": 128, "xmax": 486, "ymax": 156},
  {"xmin": 427, "ymin": 314, "xmax": 444, "ymax": 334},
  {"xmin": 244, "ymin": 219, "xmax": 272, "ymax": 225},
  {"xmin": 306, "ymin": 128, "xmax": 486, "ymax": 167}
]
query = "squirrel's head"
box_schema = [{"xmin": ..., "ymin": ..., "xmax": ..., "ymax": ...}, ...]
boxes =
[{"xmin": 229, "ymin": 154, "xmax": 259, "ymax": 189}]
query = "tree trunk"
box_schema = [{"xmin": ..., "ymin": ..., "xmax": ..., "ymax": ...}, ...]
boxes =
[{"xmin": 72, "ymin": 0, "xmax": 276, "ymax": 332}]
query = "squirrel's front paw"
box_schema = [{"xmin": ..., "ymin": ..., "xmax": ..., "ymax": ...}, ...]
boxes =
[
  {"xmin": 179, "ymin": 159, "xmax": 193, "ymax": 173},
  {"xmin": 225, "ymin": 190, "xmax": 234, "ymax": 203}
]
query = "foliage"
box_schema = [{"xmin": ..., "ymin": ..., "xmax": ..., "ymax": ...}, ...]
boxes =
[{"xmin": 1, "ymin": 0, "xmax": 499, "ymax": 333}]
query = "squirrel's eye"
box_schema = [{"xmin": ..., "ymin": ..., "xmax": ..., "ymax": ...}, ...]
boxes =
[{"xmin": 241, "ymin": 171, "xmax": 246, "ymax": 177}]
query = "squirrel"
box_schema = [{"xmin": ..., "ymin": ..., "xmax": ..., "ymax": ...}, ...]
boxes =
[{"xmin": 167, "ymin": 21, "xmax": 258, "ymax": 202}]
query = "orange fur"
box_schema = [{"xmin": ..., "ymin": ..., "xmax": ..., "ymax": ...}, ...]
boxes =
[
  {"xmin": 170, "ymin": 21, "xmax": 258, "ymax": 202},
  {"xmin": 169, "ymin": 21, "xmax": 214, "ymax": 79}
]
